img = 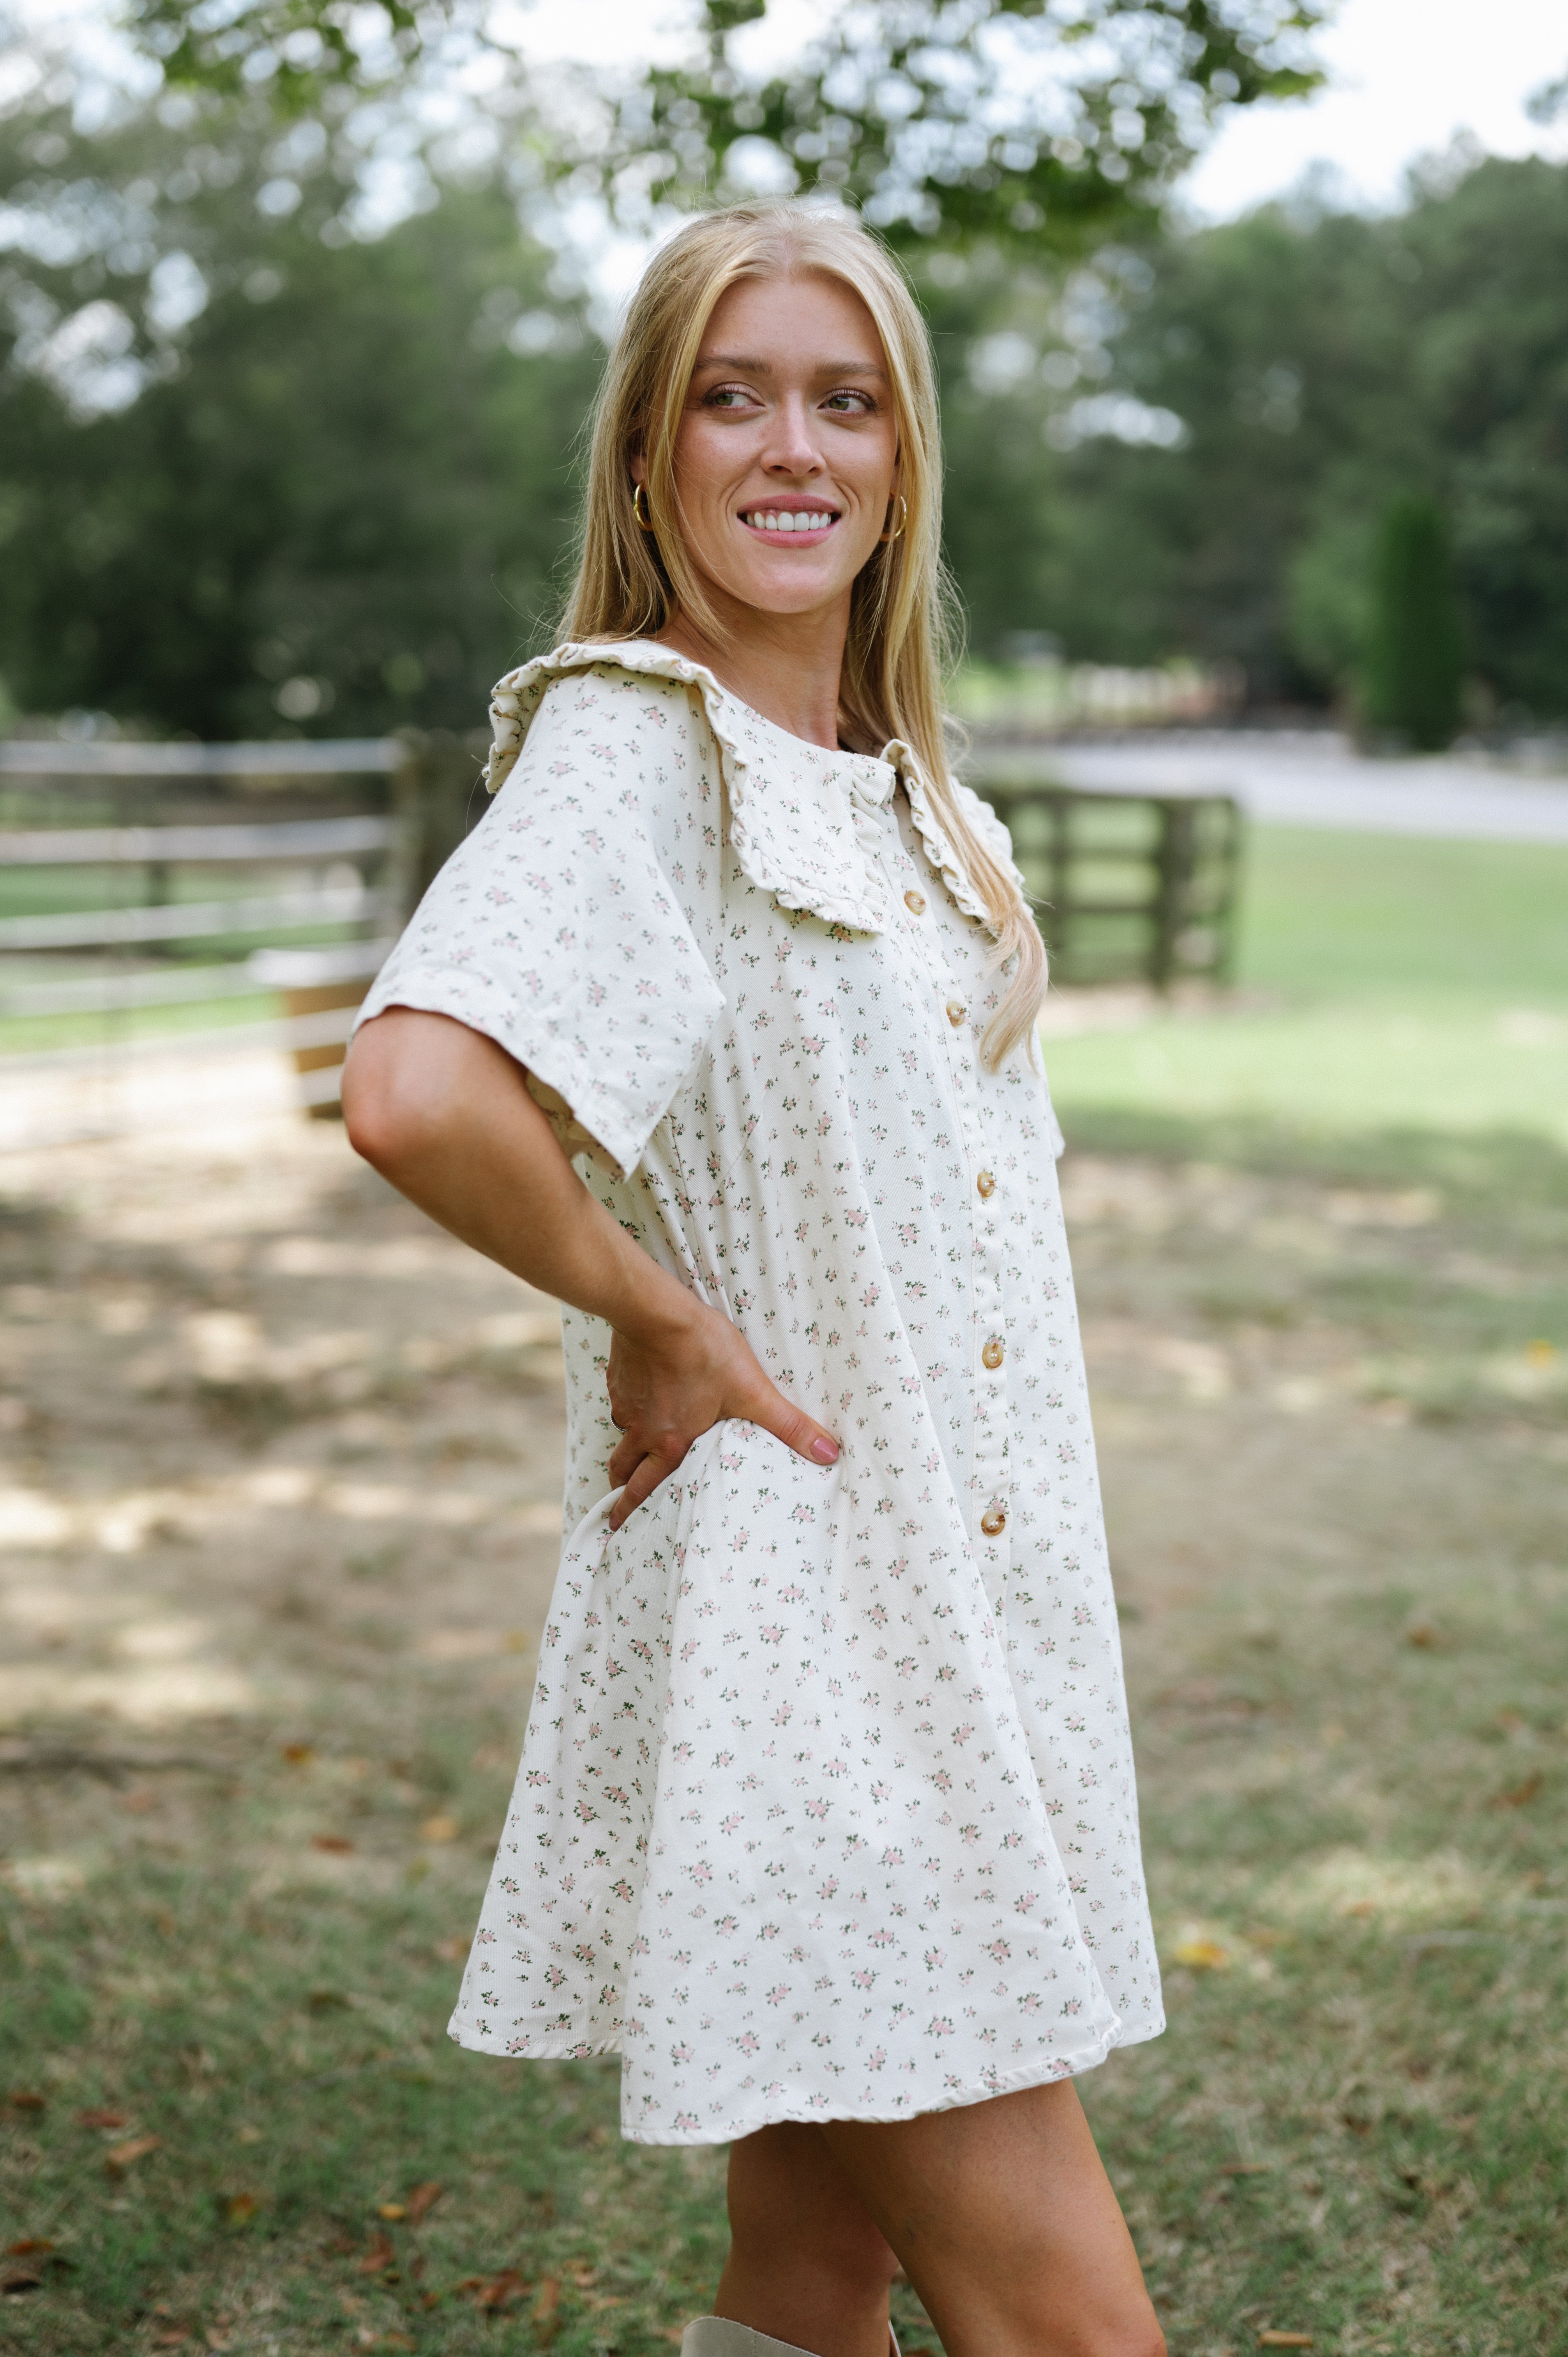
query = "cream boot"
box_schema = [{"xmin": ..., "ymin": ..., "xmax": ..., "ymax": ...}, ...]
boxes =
[{"xmin": 681, "ymin": 2324, "xmax": 901, "ymax": 2357}]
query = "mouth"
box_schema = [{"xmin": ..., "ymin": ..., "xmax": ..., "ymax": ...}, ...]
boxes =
[{"xmin": 739, "ymin": 504, "xmax": 841, "ymax": 539}]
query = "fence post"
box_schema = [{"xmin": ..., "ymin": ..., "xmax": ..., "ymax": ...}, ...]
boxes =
[
  {"xmin": 393, "ymin": 729, "xmax": 490, "ymax": 918},
  {"xmin": 1149, "ymin": 799, "xmax": 1195, "ymax": 991}
]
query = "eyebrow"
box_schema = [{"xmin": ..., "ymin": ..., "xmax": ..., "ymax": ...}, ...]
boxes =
[{"xmin": 694, "ymin": 353, "xmax": 889, "ymax": 380}]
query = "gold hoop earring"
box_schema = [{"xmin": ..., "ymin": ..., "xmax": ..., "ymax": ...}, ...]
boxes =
[
  {"xmin": 879, "ymin": 493, "xmax": 907, "ymax": 545},
  {"xmin": 632, "ymin": 482, "xmax": 655, "ymax": 533}
]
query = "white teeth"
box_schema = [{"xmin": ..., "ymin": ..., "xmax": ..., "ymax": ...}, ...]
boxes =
[{"xmin": 745, "ymin": 510, "xmax": 833, "ymax": 532}]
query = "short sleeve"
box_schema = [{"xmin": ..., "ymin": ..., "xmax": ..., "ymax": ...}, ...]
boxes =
[{"xmin": 355, "ymin": 672, "xmax": 726, "ymax": 1177}]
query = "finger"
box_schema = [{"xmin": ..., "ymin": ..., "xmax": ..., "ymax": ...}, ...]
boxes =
[
  {"xmin": 608, "ymin": 1447, "xmax": 680, "ymax": 1530},
  {"xmin": 750, "ymin": 1386, "xmax": 840, "ymax": 1467},
  {"xmin": 607, "ymin": 1430, "xmax": 641, "ymax": 1489}
]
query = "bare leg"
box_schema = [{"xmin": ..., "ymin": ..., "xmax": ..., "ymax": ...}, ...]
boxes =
[
  {"xmin": 717, "ymin": 2121, "xmax": 901, "ymax": 2357},
  {"xmin": 823, "ymin": 2080, "xmax": 1164, "ymax": 2357},
  {"xmin": 715, "ymin": 2082, "xmax": 1162, "ymax": 2357}
]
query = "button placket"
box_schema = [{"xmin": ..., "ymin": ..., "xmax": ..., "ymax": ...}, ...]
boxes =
[{"xmin": 878, "ymin": 792, "xmax": 1011, "ymax": 1584}]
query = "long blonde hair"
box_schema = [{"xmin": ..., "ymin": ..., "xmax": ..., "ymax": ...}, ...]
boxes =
[{"xmin": 561, "ymin": 199, "xmax": 1046, "ymax": 1067}]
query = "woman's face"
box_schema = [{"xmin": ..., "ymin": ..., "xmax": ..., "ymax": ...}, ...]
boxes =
[{"xmin": 641, "ymin": 270, "xmax": 901, "ymax": 625}]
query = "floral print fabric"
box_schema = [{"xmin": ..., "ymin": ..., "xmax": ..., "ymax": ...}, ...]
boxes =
[{"xmin": 356, "ymin": 641, "xmax": 1163, "ymax": 2144}]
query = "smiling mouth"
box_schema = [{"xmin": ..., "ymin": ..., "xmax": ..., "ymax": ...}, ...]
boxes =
[{"xmin": 740, "ymin": 507, "xmax": 841, "ymax": 536}]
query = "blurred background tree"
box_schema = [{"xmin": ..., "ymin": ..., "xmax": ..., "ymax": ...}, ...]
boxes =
[
  {"xmin": 1361, "ymin": 493, "xmax": 1464, "ymax": 751},
  {"xmin": 930, "ymin": 150, "xmax": 1568, "ymax": 722},
  {"xmin": 0, "ymin": 87, "xmax": 600, "ymax": 737},
  {"xmin": 4, "ymin": 2, "xmax": 1568, "ymax": 736}
]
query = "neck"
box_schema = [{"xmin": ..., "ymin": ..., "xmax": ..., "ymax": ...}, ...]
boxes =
[{"xmin": 656, "ymin": 590, "xmax": 852, "ymax": 751}]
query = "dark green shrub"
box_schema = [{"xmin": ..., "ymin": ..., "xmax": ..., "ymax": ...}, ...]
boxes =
[{"xmin": 1363, "ymin": 494, "xmax": 1466, "ymax": 750}]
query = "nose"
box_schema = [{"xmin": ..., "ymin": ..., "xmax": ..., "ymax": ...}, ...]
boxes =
[{"xmin": 761, "ymin": 391, "xmax": 824, "ymax": 481}]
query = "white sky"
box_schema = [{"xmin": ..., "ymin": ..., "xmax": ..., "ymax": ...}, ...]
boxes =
[{"xmin": 1183, "ymin": 0, "xmax": 1568, "ymax": 217}]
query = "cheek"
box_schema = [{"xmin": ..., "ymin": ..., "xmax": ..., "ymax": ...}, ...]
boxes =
[{"xmin": 670, "ymin": 421, "xmax": 734, "ymax": 519}]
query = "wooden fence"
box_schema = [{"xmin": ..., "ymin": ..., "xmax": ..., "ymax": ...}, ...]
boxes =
[
  {"xmin": 0, "ymin": 739, "xmax": 1241, "ymax": 1150},
  {"xmin": 0, "ymin": 733, "xmax": 478, "ymax": 1150},
  {"xmin": 974, "ymin": 780, "xmax": 1243, "ymax": 989}
]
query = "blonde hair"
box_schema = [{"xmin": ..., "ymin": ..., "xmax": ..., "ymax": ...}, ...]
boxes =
[{"xmin": 561, "ymin": 198, "xmax": 1046, "ymax": 1068}]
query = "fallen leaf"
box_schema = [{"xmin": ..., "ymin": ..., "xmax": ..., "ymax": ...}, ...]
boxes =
[
  {"xmin": 234, "ymin": 2125, "xmax": 263, "ymax": 2145},
  {"xmin": 105, "ymin": 2134, "xmax": 161, "ymax": 2171},
  {"xmin": 1490, "ymin": 1774, "xmax": 1542, "ymax": 1810},
  {"xmin": 222, "ymin": 2193, "xmax": 261, "ymax": 2225},
  {"xmin": 151, "ymin": 2332, "xmax": 191, "ymax": 2349},
  {"xmin": 532, "ymin": 2276, "xmax": 562, "ymax": 2344},
  {"xmin": 309, "ymin": 1990, "xmax": 349, "ymax": 2010},
  {"xmin": 281, "ymin": 1744, "xmax": 316, "ymax": 1764},
  {"xmin": 1257, "ymin": 2338, "xmax": 1314, "ymax": 2351},
  {"xmin": 1, "ymin": 2269, "xmax": 43, "ymax": 2296},
  {"xmin": 7, "ymin": 2092, "xmax": 46, "ymax": 2112},
  {"xmin": 356, "ymin": 2233, "xmax": 396, "ymax": 2276},
  {"xmin": 433, "ymin": 1936, "xmax": 468, "ymax": 1964},
  {"xmin": 459, "ymin": 2269, "xmax": 530, "ymax": 2311},
  {"xmin": 311, "ymin": 1834, "xmax": 355, "ymax": 1854},
  {"xmin": 405, "ymin": 2181, "xmax": 443, "ymax": 2224},
  {"xmin": 1405, "ymin": 1623, "xmax": 1438, "ymax": 1649},
  {"xmin": 1172, "ymin": 1937, "xmax": 1231, "ymax": 1970},
  {"xmin": 78, "ymin": 2107, "xmax": 129, "ymax": 2129},
  {"xmin": 7, "ymin": 2241, "xmax": 54, "ymax": 2256},
  {"xmin": 420, "ymin": 1814, "xmax": 459, "ymax": 1843},
  {"xmin": 377, "ymin": 2203, "xmax": 407, "ymax": 2221}
]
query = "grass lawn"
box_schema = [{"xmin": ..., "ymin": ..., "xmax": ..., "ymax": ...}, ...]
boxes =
[{"xmin": 2, "ymin": 822, "xmax": 1564, "ymax": 2356}]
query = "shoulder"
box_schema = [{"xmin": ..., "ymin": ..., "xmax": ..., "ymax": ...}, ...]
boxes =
[{"xmin": 484, "ymin": 640, "xmax": 727, "ymax": 798}]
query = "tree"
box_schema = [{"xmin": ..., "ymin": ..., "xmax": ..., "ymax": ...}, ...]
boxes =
[
  {"xmin": 0, "ymin": 95, "xmax": 601, "ymax": 735},
  {"xmin": 928, "ymin": 152, "xmax": 1568, "ymax": 717},
  {"xmin": 123, "ymin": 0, "xmax": 1330, "ymax": 254},
  {"xmin": 1362, "ymin": 495, "xmax": 1464, "ymax": 751}
]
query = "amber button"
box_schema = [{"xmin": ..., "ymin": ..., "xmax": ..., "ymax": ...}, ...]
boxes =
[
  {"xmin": 904, "ymin": 887, "xmax": 926, "ymax": 915},
  {"xmin": 976, "ymin": 1170, "xmax": 996, "ymax": 1199},
  {"xmin": 946, "ymin": 1000, "xmax": 966, "ymax": 1027},
  {"xmin": 981, "ymin": 1507, "xmax": 1007, "ymax": 1539},
  {"xmin": 982, "ymin": 1337, "xmax": 1005, "ymax": 1370}
]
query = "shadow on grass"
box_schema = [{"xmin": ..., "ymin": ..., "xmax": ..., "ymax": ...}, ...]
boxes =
[{"xmin": 1056, "ymin": 1102, "xmax": 1568, "ymax": 1229}]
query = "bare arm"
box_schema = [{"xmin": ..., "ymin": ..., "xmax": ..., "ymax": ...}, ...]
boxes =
[{"xmin": 340, "ymin": 1007, "xmax": 838, "ymax": 1528}]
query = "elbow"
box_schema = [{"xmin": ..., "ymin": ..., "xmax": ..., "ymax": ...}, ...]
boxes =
[{"xmin": 340, "ymin": 1022, "xmax": 444, "ymax": 1180}]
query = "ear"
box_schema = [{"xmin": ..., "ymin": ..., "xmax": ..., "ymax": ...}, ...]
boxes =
[{"xmin": 630, "ymin": 452, "xmax": 648, "ymax": 489}]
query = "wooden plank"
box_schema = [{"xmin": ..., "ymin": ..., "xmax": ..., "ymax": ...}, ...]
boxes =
[
  {"xmin": 0, "ymin": 883, "xmax": 397, "ymax": 952},
  {"xmin": 0, "ymin": 739, "xmax": 401, "ymax": 780},
  {"xmin": 0, "ymin": 816, "xmax": 400, "ymax": 865}
]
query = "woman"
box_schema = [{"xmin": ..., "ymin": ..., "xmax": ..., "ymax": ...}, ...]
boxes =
[{"xmin": 342, "ymin": 199, "xmax": 1165, "ymax": 2357}]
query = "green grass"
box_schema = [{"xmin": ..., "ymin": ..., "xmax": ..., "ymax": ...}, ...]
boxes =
[
  {"xmin": 2, "ymin": 819, "xmax": 1566, "ymax": 2355},
  {"xmin": 1043, "ymin": 828, "xmax": 1568, "ymax": 1147}
]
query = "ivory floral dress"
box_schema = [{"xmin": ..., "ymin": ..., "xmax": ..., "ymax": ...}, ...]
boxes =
[{"xmin": 356, "ymin": 640, "xmax": 1163, "ymax": 2144}]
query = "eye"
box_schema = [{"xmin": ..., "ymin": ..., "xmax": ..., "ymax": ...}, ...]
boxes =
[
  {"xmin": 703, "ymin": 382, "xmax": 761, "ymax": 411},
  {"xmin": 823, "ymin": 389, "xmax": 877, "ymax": 414}
]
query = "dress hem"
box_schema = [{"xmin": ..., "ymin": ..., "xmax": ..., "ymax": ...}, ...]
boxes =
[{"xmin": 445, "ymin": 2011, "xmax": 1167, "ymax": 2146}]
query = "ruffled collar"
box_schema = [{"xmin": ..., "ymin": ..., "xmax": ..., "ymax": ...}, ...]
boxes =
[{"xmin": 484, "ymin": 639, "xmax": 1008, "ymax": 938}]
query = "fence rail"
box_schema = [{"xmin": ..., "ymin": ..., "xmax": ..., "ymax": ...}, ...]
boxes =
[
  {"xmin": 0, "ymin": 734, "xmax": 1243, "ymax": 1152},
  {"xmin": 0, "ymin": 731, "xmax": 478, "ymax": 1150},
  {"xmin": 975, "ymin": 781, "xmax": 1243, "ymax": 989}
]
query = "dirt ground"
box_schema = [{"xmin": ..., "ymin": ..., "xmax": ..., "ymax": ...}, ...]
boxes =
[{"xmin": 2, "ymin": 1103, "xmax": 1564, "ymax": 2355}]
